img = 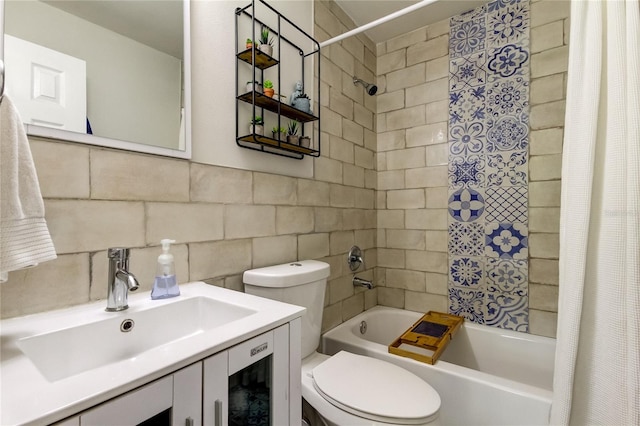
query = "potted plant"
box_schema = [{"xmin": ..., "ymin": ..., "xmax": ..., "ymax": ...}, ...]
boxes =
[
  {"xmin": 272, "ymin": 126, "xmax": 286, "ymax": 140},
  {"xmin": 299, "ymin": 134, "xmax": 311, "ymax": 148},
  {"xmin": 249, "ymin": 116, "xmax": 264, "ymax": 136},
  {"xmin": 286, "ymin": 121, "xmax": 299, "ymax": 145},
  {"xmin": 246, "ymin": 80, "xmax": 261, "ymax": 93},
  {"xmin": 263, "ymin": 80, "xmax": 274, "ymax": 98},
  {"xmin": 291, "ymin": 92, "xmax": 311, "ymax": 114},
  {"xmin": 259, "ymin": 25, "xmax": 274, "ymax": 56},
  {"xmin": 246, "ymin": 38, "xmax": 253, "ymax": 49}
]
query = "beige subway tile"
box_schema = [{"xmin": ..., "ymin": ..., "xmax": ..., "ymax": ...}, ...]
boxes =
[
  {"xmin": 330, "ymin": 87, "xmax": 354, "ymax": 119},
  {"xmin": 404, "ymin": 292, "xmax": 447, "ymax": 313},
  {"xmin": 426, "ymin": 143, "xmax": 448, "ymax": 166},
  {"xmin": 387, "ymin": 189, "xmax": 426, "ymax": 209},
  {"xmin": 531, "ymin": 20, "xmax": 564, "ymax": 53},
  {"xmin": 376, "ymin": 191, "xmax": 387, "ymax": 210},
  {"xmin": 386, "ymin": 269, "xmax": 426, "ymax": 292},
  {"xmin": 378, "ymin": 248, "xmax": 405, "ymax": 268},
  {"xmin": 530, "ymin": 284, "xmax": 559, "ymax": 312},
  {"xmin": 354, "ymin": 104, "xmax": 374, "ymax": 130},
  {"xmin": 191, "ymin": 164, "xmax": 252, "ymax": 204},
  {"xmin": 276, "ymin": 206, "xmax": 314, "ymax": 235},
  {"xmin": 378, "ymin": 210, "xmax": 405, "ymax": 229},
  {"xmin": 319, "ymin": 58, "xmax": 342, "ymax": 88},
  {"xmin": 425, "ymin": 272, "xmax": 448, "ymax": 295},
  {"xmin": 329, "ymin": 231, "xmax": 355, "ymax": 255},
  {"xmin": 529, "ymin": 233, "xmax": 560, "ymax": 259},
  {"xmin": 147, "ymin": 203, "xmax": 223, "ymax": 244},
  {"xmin": 378, "ymin": 49, "xmax": 406, "ymax": 75},
  {"xmin": 342, "ymin": 209, "xmax": 367, "ymax": 231},
  {"xmin": 387, "ymin": 230, "xmax": 426, "ymax": 250},
  {"xmin": 343, "ymin": 120, "xmax": 364, "ymax": 145},
  {"xmin": 425, "ymin": 230, "xmax": 448, "ymax": 252},
  {"xmin": 254, "ymin": 173, "xmax": 297, "ymax": 205},
  {"xmin": 530, "ymin": 154, "xmax": 563, "ymax": 181},
  {"xmin": 342, "ymin": 34, "xmax": 365, "ymax": 64},
  {"xmin": 1, "ymin": 254, "xmax": 90, "ymax": 318},
  {"xmin": 315, "ymin": 1, "xmax": 342, "ymax": 37},
  {"xmin": 224, "ymin": 205, "xmax": 276, "ymax": 239},
  {"xmin": 425, "ymin": 187, "xmax": 448, "ymax": 209},
  {"xmin": 298, "ymin": 233, "xmax": 330, "ymax": 259},
  {"xmin": 355, "ymin": 188, "xmax": 375, "ymax": 209},
  {"xmin": 530, "ymin": 207, "xmax": 561, "ymax": 233},
  {"xmin": 329, "ymin": 275, "xmax": 354, "ymax": 304},
  {"xmin": 386, "ymin": 27, "xmax": 427, "ymax": 53},
  {"xmin": 426, "ymin": 56, "xmax": 449, "ymax": 82},
  {"xmin": 45, "ymin": 200, "xmax": 144, "ymax": 253},
  {"xmin": 378, "ymin": 130, "xmax": 406, "ymax": 151},
  {"xmin": 530, "ymin": 181, "xmax": 562, "ymax": 207},
  {"xmin": 314, "ymin": 156, "xmax": 343, "ymax": 184},
  {"xmin": 378, "ymin": 90, "xmax": 405, "ymax": 113},
  {"xmin": 425, "ymin": 100, "xmax": 449, "ymax": 124},
  {"xmin": 531, "ymin": 46, "xmax": 569, "ymax": 78},
  {"xmin": 377, "ymin": 228, "xmax": 386, "ymax": 247},
  {"xmin": 252, "ymin": 235, "xmax": 297, "ymax": 268},
  {"xmin": 343, "ymin": 164, "xmax": 365, "ymax": 188},
  {"xmin": 355, "ymin": 229, "xmax": 376, "ymax": 250},
  {"xmin": 189, "ymin": 239, "xmax": 252, "ymax": 280},
  {"xmin": 364, "ymin": 47, "xmax": 377, "ymax": 76},
  {"xmin": 377, "ymin": 287, "xmax": 405, "ymax": 309},
  {"xmin": 386, "ymin": 64, "xmax": 426, "ymax": 93},
  {"xmin": 406, "ymin": 250, "xmax": 447, "ymax": 273},
  {"xmin": 330, "ymin": 43, "xmax": 355, "ymax": 75},
  {"xmin": 315, "ymin": 207, "xmax": 343, "ymax": 232},
  {"xmin": 342, "ymin": 293, "xmax": 365, "ymax": 321},
  {"xmin": 427, "ymin": 19, "xmax": 449, "ymax": 39},
  {"xmin": 406, "ymin": 78, "xmax": 448, "ymax": 107},
  {"xmin": 531, "ymin": 0, "xmax": 571, "ymax": 27},
  {"xmin": 378, "ymin": 170, "xmax": 405, "ymax": 190},
  {"xmin": 224, "ymin": 275, "xmax": 244, "ymax": 292},
  {"xmin": 406, "ymin": 122, "xmax": 447, "ymax": 147},
  {"xmin": 320, "ymin": 106, "xmax": 343, "ymax": 137},
  {"xmin": 564, "ymin": 18, "xmax": 570, "ymax": 45},
  {"xmin": 91, "ymin": 150, "xmax": 189, "ymax": 201},
  {"xmin": 530, "ymin": 101, "xmax": 566, "ymax": 130},
  {"xmin": 387, "ymin": 147, "xmax": 427, "ymax": 170},
  {"xmin": 322, "ymin": 303, "xmax": 343, "ymax": 333},
  {"xmin": 530, "ymin": 258, "xmax": 559, "ymax": 285},
  {"xmin": 406, "ymin": 35, "xmax": 448, "ymax": 66},
  {"xmin": 405, "ymin": 209, "xmax": 447, "ymax": 230},
  {"xmin": 297, "ymin": 179, "xmax": 330, "ymax": 206},
  {"xmin": 531, "ymin": 74, "xmax": 565, "ymax": 105},
  {"xmin": 405, "ymin": 166, "xmax": 447, "ymax": 188},
  {"xmin": 354, "ymin": 146, "xmax": 374, "ymax": 169},
  {"xmin": 330, "ymin": 184, "xmax": 356, "ymax": 208},
  {"xmin": 31, "ymin": 140, "xmax": 90, "ymax": 198},
  {"xmin": 529, "ymin": 309, "xmax": 558, "ymax": 338},
  {"xmin": 530, "ymin": 128, "xmax": 563, "ymax": 155}
]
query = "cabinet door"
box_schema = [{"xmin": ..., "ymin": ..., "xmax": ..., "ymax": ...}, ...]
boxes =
[
  {"xmin": 174, "ymin": 362, "xmax": 203, "ymax": 426},
  {"xmin": 203, "ymin": 351, "xmax": 228, "ymax": 426}
]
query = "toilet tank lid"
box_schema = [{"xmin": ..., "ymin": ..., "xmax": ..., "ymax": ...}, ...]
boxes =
[{"xmin": 243, "ymin": 260, "xmax": 330, "ymax": 288}]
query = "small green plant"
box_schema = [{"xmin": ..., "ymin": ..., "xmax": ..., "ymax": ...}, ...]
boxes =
[
  {"xmin": 272, "ymin": 126, "xmax": 285, "ymax": 134},
  {"xmin": 246, "ymin": 38, "xmax": 253, "ymax": 44},
  {"xmin": 263, "ymin": 80, "xmax": 273, "ymax": 89},
  {"xmin": 287, "ymin": 121, "xmax": 299, "ymax": 136},
  {"xmin": 260, "ymin": 25, "xmax": 274, "ymax": 46},
  {"xmin": 251, "ymin": 116, "xmax": 263, "ymax": 125}
]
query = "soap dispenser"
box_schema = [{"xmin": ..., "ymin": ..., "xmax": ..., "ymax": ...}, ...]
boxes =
[{"xmin": 151, "ymin": 239, "xmax": 180, "ymax": 300}]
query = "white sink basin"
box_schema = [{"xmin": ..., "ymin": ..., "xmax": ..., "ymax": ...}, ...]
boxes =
[{"xmin": 16, "ymin": 296, "xmax": 256, "ymax": 381}]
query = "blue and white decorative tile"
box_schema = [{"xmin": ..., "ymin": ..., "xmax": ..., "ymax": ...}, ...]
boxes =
[
  {"xmin": 487, "ymin": 0, "xmax": 523, "ymax": 13},
  {"xmin": 450, "ymin": 256, "xmax": 485, "ymax": 288},
  {"xmin": 449, "ymin": 222, "xmax": 485, "ymax": 256},
  {"xmin": 449, "ymin": 287, "xmax": 485, "ymax": 324},
  {"xmin": 487, "ymin": 2, "xmax": 529, "ymax": 48},
  {"xmin": 448, "ymin": 188, "xmax": 485, "ymax": 222},
  {"xmin": 450, "ymin": 18, "xmax": 487, "ymax": 59},
  {"xmin": 451, "ymin": 4, "xmax": 486, "ymax": 25},
  {"xmin": 486, "ymin": 258, "xmax": 527, "ymax": 294},
  {"xmin": 449, "ymin": 121, "xmax": 486, "ymax": 156},
  {"xmin": 449, "ymin": 87, "xmax": 487, "ymax": 124},
  {"xmin": 450, "ymin": 52, "xmax": 487, "ymax": 90},
  {"xmin": 485, "ymin": 222, "xmax": 528, "ymax": 259},
  {"xmin": 487, "ymin": 44, "xmax": 529, "ymax": 79},
  {"xmin": 485, "ymin": 292, "xmax": 528, "ymax": 331},
  {"xmin": 486, "ymin": 76, "xmax": 529, "ymax": 119},
  {"xmin": 486, "ymin": 150, "xmax": 528, "ymax": 187},
  {"xmin": 484, "ymin": 187, "xmax": 528, "ymax": 222},
  {"xmin": 448, "ymin": 155, "xmax": 485, "ymax": 190},
  {"xmin": 486, "ymin": 115, "xmax": 528, "ymax": 152}
]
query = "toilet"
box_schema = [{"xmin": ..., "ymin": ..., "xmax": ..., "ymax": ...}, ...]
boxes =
[{"xmin": 243, "ymin": 260, "xmax": 441, "ymax": 426}]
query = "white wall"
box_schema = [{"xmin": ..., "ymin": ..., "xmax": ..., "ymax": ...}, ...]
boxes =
[
  {"xmin": 4, "ymin": 0, "xmax": 182, "ymax": 149},
  {"xmin": 190, "ymin": 0, "xmax": 316, "ymax": 178}
]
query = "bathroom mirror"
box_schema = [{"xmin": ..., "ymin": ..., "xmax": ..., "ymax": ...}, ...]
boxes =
[{"xmin": 1, "ymin": 0, "xmax": 191, "ymax": 159}]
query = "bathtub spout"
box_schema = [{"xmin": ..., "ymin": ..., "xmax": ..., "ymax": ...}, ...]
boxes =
[{"xmin": 353, "ymin": 276, "xmax": 373, "ymax": 289}]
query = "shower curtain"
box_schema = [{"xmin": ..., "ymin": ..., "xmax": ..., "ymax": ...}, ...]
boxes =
[{"xmin": 550, "ymin": 1, "xmax": 639, "ymax": 424}]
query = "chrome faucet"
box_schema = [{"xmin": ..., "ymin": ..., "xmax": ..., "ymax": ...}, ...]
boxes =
[
  {"xmin": 106, "ymin": 248, "xmax": 139, "ymax": 312},
  {"xmin": 353, "ymin": 276, "xmax": 373, "ymax": 290}
]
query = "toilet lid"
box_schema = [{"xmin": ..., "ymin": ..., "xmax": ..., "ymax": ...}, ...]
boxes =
[{"xmin": 311, "ymin": 351, "xmax": 440, "ymax": 424}]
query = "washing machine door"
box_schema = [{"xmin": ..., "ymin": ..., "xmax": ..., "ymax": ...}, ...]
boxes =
[{"xmin": 311, "ymin": 351, "xmax": 441, "ymax": 425}]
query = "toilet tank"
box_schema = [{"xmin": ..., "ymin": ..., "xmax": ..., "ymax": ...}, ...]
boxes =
[{"xmin": 243, "ymin": 260, "xmax": 330, "ymax": 358}]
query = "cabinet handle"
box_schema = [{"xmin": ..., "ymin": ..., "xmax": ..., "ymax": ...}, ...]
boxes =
[
  {"xmin": 214, "ymin": 400, "xmax": 222, "ymax": 426},
  {"xmin": 185, "ymin": 417, "xmax": 194, "ymax": 426}
]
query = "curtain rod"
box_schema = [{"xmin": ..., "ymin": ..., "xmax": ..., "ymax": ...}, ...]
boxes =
[{"xmin": 319, "ymin": 0, "xmax": 439, "ymax": 48}]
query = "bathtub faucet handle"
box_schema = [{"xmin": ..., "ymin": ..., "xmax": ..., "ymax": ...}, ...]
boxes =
[{"xmin": 347, "ymin": 245, "xmax": 363, "ymax": 271}]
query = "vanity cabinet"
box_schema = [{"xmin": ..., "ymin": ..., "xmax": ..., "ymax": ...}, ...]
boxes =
[{"xmin": 235, "ymin": 0, "xmax": 321, "ymax": 160}]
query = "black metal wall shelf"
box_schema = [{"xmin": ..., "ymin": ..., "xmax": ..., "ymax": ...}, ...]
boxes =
[{"xmin": 235, "ymin": 0, "xmax": 321, "ymax": 160}]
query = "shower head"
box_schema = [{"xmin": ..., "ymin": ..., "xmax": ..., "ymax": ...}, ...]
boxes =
[{"xmin": 353, "ymin": 76, "xmax": 378, "ymax": 96}]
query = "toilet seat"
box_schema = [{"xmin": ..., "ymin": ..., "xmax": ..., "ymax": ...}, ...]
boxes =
[{"xmin": 311, "ymin": 351, "xmax": 440, "ymax": 425}]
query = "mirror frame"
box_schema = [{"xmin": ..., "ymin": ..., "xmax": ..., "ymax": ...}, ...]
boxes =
[{"xmin": 0, "ymin": 0, "xmax": 192, "ymax": 160}]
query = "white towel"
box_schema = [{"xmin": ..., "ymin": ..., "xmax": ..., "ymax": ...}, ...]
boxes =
[{"xmin": 0, "ymin": 95, "xmax": 56, "ymax": 282}]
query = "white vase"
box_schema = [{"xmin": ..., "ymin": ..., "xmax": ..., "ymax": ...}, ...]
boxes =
[
  {"xmin": 259, "ymin": 44, "xmax": 273, "ymax": 56},
  {"xmin": 249, "ymin": 124, "xmax": 263, "ymax": 136}
]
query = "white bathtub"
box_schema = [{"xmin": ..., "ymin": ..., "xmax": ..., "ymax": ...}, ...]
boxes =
[{"xmin": 322, "ymin": 306, "xmax": 555, "ymax": 426}]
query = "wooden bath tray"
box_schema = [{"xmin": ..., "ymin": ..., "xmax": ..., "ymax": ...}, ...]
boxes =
[{"xmin": 388, "ymin": 311, "xmax": 464, "ymax": 365}]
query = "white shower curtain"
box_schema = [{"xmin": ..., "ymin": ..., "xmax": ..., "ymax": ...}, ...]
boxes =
[{"xmin": 550, "ymin": 0, "xmax": 639, "ymax": 425}]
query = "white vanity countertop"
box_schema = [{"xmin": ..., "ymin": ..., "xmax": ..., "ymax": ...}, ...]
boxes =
[{"xmin": 0, "ymin": 282, "xmax": 305, "ymax": 426}]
